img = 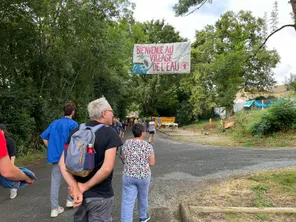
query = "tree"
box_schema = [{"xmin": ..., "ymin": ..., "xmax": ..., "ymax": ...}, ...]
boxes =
[
  {"xmin": 284, "ymin": 73, "xmax": 296, "ymax": 92},
  {"xmin": 181, "ymin": 11, "xmax": 280, "ymax": 116},
  {"xmin": 0, "ymin": 0, "xmax": 135, "ymax": 153},
  {"xmin": 173, "ymin": 0, "xmax": 296, "ymax": 47},
  {"xmin": 173, "ymin": 0, "xmax": 213, "ymax": 16},
  {"xmin": 270, "ymin": 1, "xmax": 279, "ymax": 32}
]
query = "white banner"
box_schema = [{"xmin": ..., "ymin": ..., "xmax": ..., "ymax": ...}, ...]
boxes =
[{"xmin": 132, "ymin": 42, "xmax": 191, "ymax": 74}]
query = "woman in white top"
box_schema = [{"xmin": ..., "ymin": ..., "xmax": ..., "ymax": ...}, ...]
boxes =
[{"xmin": 148, "ymin": 119, "xmax": 156, "ymax": 145}]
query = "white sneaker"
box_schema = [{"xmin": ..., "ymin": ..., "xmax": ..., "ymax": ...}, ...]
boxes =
[
  {"xmin": 66, "ymin": 200, "xmax": 74, "ymax": 208},
  {"xmin": 50, "ymin": 206, "xmax": 64, "ymax": 218},
  {"xmin": 10, "ymin": 189, "xmax": 17, "ymax": 199}
]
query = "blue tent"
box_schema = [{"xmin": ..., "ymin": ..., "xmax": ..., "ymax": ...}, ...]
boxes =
[
  {"xmin": 244, "ymin": 100, "xmax": 281, "ymax": 108},
  {"xmin": 244, "ymin": 100, "xmax": 254, "ymax": 107},
  {"xmin": 254, "ymin": 101, "xmax": 272, "ymax": 108}
]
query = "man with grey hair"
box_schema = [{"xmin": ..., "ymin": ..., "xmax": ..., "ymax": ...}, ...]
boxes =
[{"xmin": 59, "ymin": 97, "xmax": 122, "ymax": 222}]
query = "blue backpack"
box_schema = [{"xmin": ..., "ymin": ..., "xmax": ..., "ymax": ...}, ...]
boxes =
[{"xmin": 64, "ymin": 123, "xmax": 105, "ymax": 177}]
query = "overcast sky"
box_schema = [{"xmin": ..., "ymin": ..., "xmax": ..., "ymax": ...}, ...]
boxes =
[{"xmin": 131, "ymin": 0, "xmax": 296, "ymax": 85}]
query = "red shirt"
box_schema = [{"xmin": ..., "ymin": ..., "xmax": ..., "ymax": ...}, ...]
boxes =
[{"xmin": 0, "ymin": 132, "xmax": 8, "ymax": 158}]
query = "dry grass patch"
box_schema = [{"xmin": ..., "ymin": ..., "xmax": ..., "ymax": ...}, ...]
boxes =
[
  {"xmin": 184, "ymin": 168, "xmax": 296, "ymax": 221},
  {"xmin": 173, "ymin": 135, "xmax": 237, "ymax": 147}
]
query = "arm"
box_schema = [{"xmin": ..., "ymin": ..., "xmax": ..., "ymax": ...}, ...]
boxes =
[
  {"xmin": 149, "ymin": 154, "xmax": 156, "ymax": 167},
  {"xmin": 79, "ymin": 148, "xmax": 116, "ymax": 192},
  {"xmin": 121, "ymin": 152, "xmax": 125, "ymax": 160},
  {"xmin": 10, "ymin": 156, "xmax": 15, "ymax": 165},
  {"xmin": 42, "ymin": 139, "xmax": 48, "ymax": 147},
  {"xmin": 0, "ymin": 155, "xmax": 34, "ymax": 183},
  {"xmin": 8, "ymin": 138, "xmax": 16, "ymax": 164},
  {"xmin": 121, "ymin": 143, "xmax": 127, "ymax": 160},
  {"xmin": 59, "ymin": 152, "xmax": 79, "ymax": 188},
  {"xmin": 40, "ymin": 123, "xmax": 53, "ymax": 147},
  {"xmin": 59, "ymin": 152, "xmax": 82, "ymax": 207}
]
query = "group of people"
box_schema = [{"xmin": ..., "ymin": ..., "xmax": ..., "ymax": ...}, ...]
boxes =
[
  {"xmin": 0, "ymin": 97, "xmax": 156, "ymax": 221},
  {"xmin": 40, "ymin": 97, "xmax": 155, "ymax": 222}
]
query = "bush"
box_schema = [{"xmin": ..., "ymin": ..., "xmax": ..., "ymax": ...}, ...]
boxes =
[
  {"xmin": 176, "ymin": 101, "xmax": 196, "ymax": 126},
  {"xmin": 231, "ymin": 110, "xmax": 266, "ymax": 139},
  {"xmin": 251, "ymin": 100, "xmax": 296, "ymax": 136}
]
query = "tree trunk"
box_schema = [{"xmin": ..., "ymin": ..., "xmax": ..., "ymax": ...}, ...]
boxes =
[{"xmin": 291, "ymin": 0, "xmax": 296, "ymax": 30}]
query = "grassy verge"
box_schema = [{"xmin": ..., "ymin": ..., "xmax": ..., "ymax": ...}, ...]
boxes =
[
  {"xmin": 174, "ymin": 112, "xmax": 296, "ymax": 148},
  {"xmin": 229, "ymin": 131, "xmax": 296, "ymax": 148},
  {"xmin": 185, "ymin": 168, "xmax": 296, "ymax": 221},
  {"xmin": 15, "ymin": 151, "xmax": 46, "ymax": 166}
]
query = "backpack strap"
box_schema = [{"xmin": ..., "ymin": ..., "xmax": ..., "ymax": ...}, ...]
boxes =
[
  {"xmin": 79, "ymin": 123, "xmax": 87, "ymax": 130},
  {"xmin": 79, "ymin": 123, "xmax": 105, "ymax": 133},
  {"xmin": 84, "ymin": 124, "xmax": 105, "ymax": 143},
  {"xmin": 89, "ymin": 124, "xmax": 105, "ymax": 134},
  {"xmin": 76, "ymin": 123, "xmax": 105, "ymax": 145}
]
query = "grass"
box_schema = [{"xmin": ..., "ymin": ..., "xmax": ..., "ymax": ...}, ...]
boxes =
[
  {"xmin": 232, "ymin": 132, "xmax": 296, "ymax": 148},
  {"xmin": 256, "ymin": 213, "xmax": 268, "ymax": 221},
  {"xmin": 248, "ymin": 170, "xmax": 296, "ymax": 195},
  {"xmin": 186, "ymin": 168, "xmax": 296, "ymax": 221},
  {"xmin": 251, "ymin": 184, "xmax": 273, "ymax": 208},
  {"xmin": 15, "ymin": 150, "xmax": 46, "ymax": 166},
  {"xmin": 183, "ymin": 118, "xmax": 222, "ymax": 133},
  {"xmin": 175, "ymin": 110, "xmax": 296, "ymax": 148}
]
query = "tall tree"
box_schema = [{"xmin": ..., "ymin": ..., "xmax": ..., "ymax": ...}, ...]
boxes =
[
  {"xmin": 173, "ymin": 0, "xmax": 296, "ymax": 45},
  {"xmin": 270, "ymin": 1, "xmax": 279, "ymax": 32},
  {"xmin": 181, "ymin": 11, "xmax": 280, "ymax": 115},
  {"xmin": 263, "ymin": 12, "xmax": 269, "ymax": 38},
  {"xmin": 0, "ymin": 0, "xmax": 135, "ymax": 152}
]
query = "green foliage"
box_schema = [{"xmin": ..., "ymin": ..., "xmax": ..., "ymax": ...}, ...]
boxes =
[
  {"xmin": 15, "ymin": 149, "xmax": 46, "ymax": 166},
  {"xmin": 251, "ymin": 184, "xmax": 269, "ymax": 192},
  {"xmin": 173, "ymin": 0, "xmax": 208, "ymax": 16},
  {"xmin": 270, "ymin": 1, "xmax": 279, "ymax": 32},
  {"xmin": 231, "ymin": 110, "xmax": 265, "ymax": 138},
  {"xmin": 251, "ymin": 100, "xmax": 296, "ymax": 136},
  {"xmin": 256, "ymin": 213, "xmax": 268, "ymax": 221},
  {"xmin": 0, "ymin": 0, "xmax": 135, "ymax": 154},
  {"xmin": 251, "ymin": 184, "xmax": 274, "ymax": 208},
  {"xmin": 186, "ymin": 11, "xmax": 280, "ymax": 116},
  {"xmin": 176, "ymin": 101, "xmax": 195, "ymax": 126},
  {"xmin": 284, "ymin": 73, "xmax": 296, "ymax": 92},
  {"xmin": 173, "ymin": 0, "xmax": 296, "ymax": 29},
  {"xmin": 249, "ymin": 171, "xmax": 296, "ymax": 194}
]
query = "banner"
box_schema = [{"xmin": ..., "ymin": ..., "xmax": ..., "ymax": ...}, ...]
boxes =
[
  {"xmin": 152, "ymin": 116, "xmax": 175, "ymax": 126},
  {"xmin": 132, "ymin": 42, "xmax": 191, "ymax": 74}
]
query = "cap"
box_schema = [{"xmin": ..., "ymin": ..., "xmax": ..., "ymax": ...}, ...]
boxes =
[{"xmin": 0, "ymin": 124, "xmax": 6, "ymax": 131}]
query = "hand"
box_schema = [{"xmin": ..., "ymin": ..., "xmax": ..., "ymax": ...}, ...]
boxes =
[
  {"xmin": 24, "ymin": 177, "xmax": 35, "ymax": 184},
  {"xmin": 70, "ymin": 186, "xmax": 83, "ymax": 207},
  {"xmin": 24, "ymin": 175, "xmax": 35, "ymax": 184}
]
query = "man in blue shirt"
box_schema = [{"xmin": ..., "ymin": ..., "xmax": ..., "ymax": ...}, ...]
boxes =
[{"xmin": 40, "ymin": 103, "xmax": 78, "ymax": 218}]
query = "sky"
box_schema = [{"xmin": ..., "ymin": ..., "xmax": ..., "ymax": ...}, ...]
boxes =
[{"xmin": 131, "ymin": 0, "xmax": 296, "ymax": 85}]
